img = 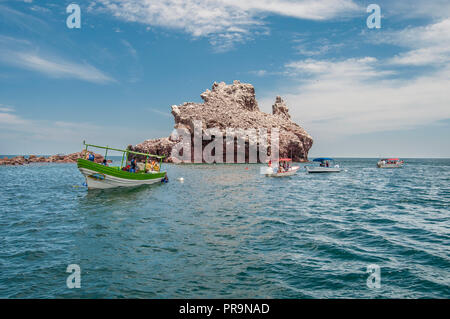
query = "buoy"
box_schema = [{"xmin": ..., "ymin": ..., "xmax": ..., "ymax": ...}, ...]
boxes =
[{"xmin": 178, "ymin": 177, "xmax": 184, "ymax": 182}]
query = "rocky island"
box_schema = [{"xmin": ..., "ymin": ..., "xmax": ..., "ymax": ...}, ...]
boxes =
[
  {"xmin": 131, "ymin": 81, "xmax": 313, "ymax": 163},
  {"xmin": 1, "ymin": 81, "xmax": 313, "ymax": 166}
]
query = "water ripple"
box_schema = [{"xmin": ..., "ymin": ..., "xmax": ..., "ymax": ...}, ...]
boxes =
[{"xmin": 0, "ymin": 159, "xmax": 449, "ymax": 298}]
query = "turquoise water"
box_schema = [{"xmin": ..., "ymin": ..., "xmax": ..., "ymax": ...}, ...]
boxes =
[{"xmin": 0, "ymin": 158, "xmax": 449, "ymax": 298}]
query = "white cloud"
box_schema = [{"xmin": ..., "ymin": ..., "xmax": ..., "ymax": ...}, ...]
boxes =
[
  {"xmin": 285, "ymin": 57, "xmax": 393, "ymax": 79},
  {"xmin": 259, "ymin": 57, "xmax": 450, "ymax": 139},
  {"xmin": 258, "ymin": 18, "xmax": 450, "ymax": 140},
  {"xmin": 4, "ymin": 52, "xmax": 115, "ymax": 83},
  {"xmin": 94, "ymin": 0, "xmax": 359, "ymax": 49},
  {"xmin": 372, "ymin": 18, "xmax": 450, "ymax": 66},
  {"xmin": 0, "ymin": 36, "xmax": 115, "ymax": 84},
  {"xmin": 0, "ymin": 112, "xmax": 27, "ymax": 125},
  {"xmin": 0, "ymin": 104, "xmax": 15, "ymax": 113}
]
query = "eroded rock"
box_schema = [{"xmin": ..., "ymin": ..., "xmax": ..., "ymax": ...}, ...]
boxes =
[{"xmin": 133, "ymin": 81, "xmax": 313, "ymax": 162}]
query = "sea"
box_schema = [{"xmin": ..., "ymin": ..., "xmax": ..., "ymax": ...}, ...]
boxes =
[{"xmin": 0, "ymin": 158, "xmax": 449, "ymax": 298}]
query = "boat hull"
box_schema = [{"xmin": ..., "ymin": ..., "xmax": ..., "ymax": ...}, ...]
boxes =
[
  {"xmin": 77, "ymin": 159, "xmax": 165, "ymax": 189},
  {"xmin": 306, "ymin": 167, "xmax": 341, "ymax": 173},
  {"xmin": 377, "ymin": 163, "xmax": 403, "ymax": 168},
  {"xmin": 265, "ymin": 166, "xmax": 300, "ymax": 177}
]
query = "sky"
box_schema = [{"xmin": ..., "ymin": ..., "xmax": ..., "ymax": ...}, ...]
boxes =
[{"xmin": 0, "ymin": 0, "xmax": 449, "ymax": 157}]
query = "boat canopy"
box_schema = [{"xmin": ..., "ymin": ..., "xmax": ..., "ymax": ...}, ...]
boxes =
[
  {"xmin": 313, "ymin": 158, "xmax": 334, "ymax": 162},
  {"xmin": 83, "ymin": 141, "xmax": 165, "ymax": 159},
  {"xmin": 382, "ymin": 158, "xmax": 399, "ymax": 161}
]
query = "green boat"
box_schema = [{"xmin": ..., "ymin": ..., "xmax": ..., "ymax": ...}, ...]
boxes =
[{"xmin": 77, "ymin": 142, "xmax": 166, "ymax": 189}]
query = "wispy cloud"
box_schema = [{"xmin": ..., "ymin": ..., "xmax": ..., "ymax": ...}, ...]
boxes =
[
  {"xmin": 0, "ymin": 109, "xmax": 161, "ymax": 154},
  {"xmin": 148, "ymin": 108, "xmax": 172, "ymax": 118},
  {"xmin": 0, "ymin": 111, "xmax": 26, "ymax": 125},
  {"xmin": 0, "ymin": 36, "xmax": 115, "ymax": 84},
  {"xmin": 0, "ymin": 104, "xmax": 15, "ymax": 113},
  {"xmin": 12, "ymin": 52, "xmax": 115, "ymax": 83},
  {"xmin": 0, "ymin": 4, "xmax": 49, "ymax": 34},
  {"xmin": 377, "ymin": 0, "xmax": 450, "ymax": 20},
  {"xmin": 371, "ymin": 18, "xmax": 450, "ymax": 67},
  {"xmin": 93, "ymin": 0, "xmax": 360, "ymax": 50}
]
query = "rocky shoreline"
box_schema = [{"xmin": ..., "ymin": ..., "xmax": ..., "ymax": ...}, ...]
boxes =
[{"xmin": 0, "ymin": 150, "xmax": 105, "ymax": 166}]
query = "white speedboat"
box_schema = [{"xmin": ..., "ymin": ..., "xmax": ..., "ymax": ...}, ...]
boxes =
[
  {"xmin": 377, "ymin": 158, "xmax": 404, "ymax": 168},
  {"xmin": 306, "ymin": 158, "xmax": 342, "ymax": 173},
  {"xmin": 264, "ymin": 158, "xmax": 300, "ymax": 177}
]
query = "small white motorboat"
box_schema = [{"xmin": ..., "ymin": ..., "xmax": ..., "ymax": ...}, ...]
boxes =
[
  {"xmin": 306, "ymin": 158, "xmax": 342, "ymax": 173},
  {"xmin": 263, "ymin": 158, "xmax": 300, "ymax": 177},
  {"xmin": 377, "ymin": 158, "xmax": 404, "ymax": 168}
]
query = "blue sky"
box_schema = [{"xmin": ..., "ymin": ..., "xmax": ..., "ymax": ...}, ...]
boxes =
[{"xmin": 0, "ymin": 0, "xmax": 449, "ymax": 157}]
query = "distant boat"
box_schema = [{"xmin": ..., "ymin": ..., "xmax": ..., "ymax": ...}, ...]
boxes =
[
  {"xmin": 377, "ymin": 158, "xmax": 404, "ymax": 168},
  {"xmin": 264, "ymin": 158, "xmax": 300, "ymax": 177},
  {"xmin": 306, "ymin": 158, "xmax": 342, "ymax": 173},
  {"xmin": 77, "ymin": 141, "xmax": 167, "ymax": 189}
]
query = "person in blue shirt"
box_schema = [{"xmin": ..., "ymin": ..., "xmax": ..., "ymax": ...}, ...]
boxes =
[{"xmin": 129, "ymin": 158, "xmax": 137, "ymax": 173}]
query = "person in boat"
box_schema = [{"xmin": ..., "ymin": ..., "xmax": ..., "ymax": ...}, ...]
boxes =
[
  {"xmin": 88, "ymin": 153, "xmax": 95, "ymax": 162},
  {"xmin": 129, "ymin": 158, "xmax": 137, "ymax": 173},
  {"xmin": 326, "ymin": 161, "xmax": 329, "ymax": 167},
  {"xmin": 102, "ymin": 159, "xmax": 108, "ymax": 166}
]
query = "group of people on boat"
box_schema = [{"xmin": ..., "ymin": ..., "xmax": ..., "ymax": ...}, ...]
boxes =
[
  {"xmin": 278, "ymin": 161, "xmax": 291, "ymax": 173},
  {"xmin": 121, "ymin": 158, "xmax": 160, "ymax": 173},
  {"xmin": 85, "ymin": 152, "xmax": 160, "ymax": 173},
  {"xmin": 319, "ymin": 160, "xmax": 330, "ymax": 167},
  {"xmin": 268, "ymin": 160, "xmax": 291, "ymax": 173}
]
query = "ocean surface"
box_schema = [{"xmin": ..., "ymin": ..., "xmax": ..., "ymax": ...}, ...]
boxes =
[{"xmin": 0, "ymin": 158, "xmax": 449, "ymax": 298}]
